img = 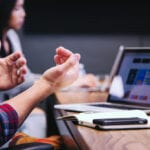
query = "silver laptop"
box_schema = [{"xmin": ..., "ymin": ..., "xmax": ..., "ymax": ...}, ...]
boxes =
[{"xmin": 54, "ymin": 46, "xmax": 150, "ymax": 114}]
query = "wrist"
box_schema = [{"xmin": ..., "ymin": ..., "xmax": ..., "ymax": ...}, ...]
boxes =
[{"xmin": 34, "ymin": 77, "xmax": 54, "ymax": 99}]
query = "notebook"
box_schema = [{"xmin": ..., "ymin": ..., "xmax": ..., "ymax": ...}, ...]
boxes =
[
  {"xmin": 57, "ymin": 110, "xmax": 150, "ymax": 130},
  {"xmin": 54, "ymin": 46, "xmax": 150, "ymax": 114}
]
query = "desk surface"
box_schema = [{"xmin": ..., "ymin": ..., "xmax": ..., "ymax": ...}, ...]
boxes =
[
  {"xmin": 55, "ymin": 91, "xmax": 150, "ymax": 150},
  {"xmin": 56, "ymin": 110, "xmax": 150, "ymax": 150},
  {"xmin": 56, "ymin": 90, "xmax": 108, "ymax": 104},
  {"xmin": 76, "ymin": 123, "xmax": 150, "ymax": 150}
]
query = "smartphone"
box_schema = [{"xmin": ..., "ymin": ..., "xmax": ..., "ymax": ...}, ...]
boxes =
[{"xmin": 93, "ymin": 117, "xmax": 148, "ymax": 126}]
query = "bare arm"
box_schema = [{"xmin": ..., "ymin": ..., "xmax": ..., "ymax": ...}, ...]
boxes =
[{"xmin": 4, "ymin": 47, "xmax": 80, "ymax": 125}]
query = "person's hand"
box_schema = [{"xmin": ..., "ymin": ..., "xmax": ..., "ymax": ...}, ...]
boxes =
[
  {"xmin": 0, "ymin": 52, "xmax": 27, "ymax": 90},
  {"xmin": 41, "ymin": 47, "xmax": 80, "ymax": 92}
]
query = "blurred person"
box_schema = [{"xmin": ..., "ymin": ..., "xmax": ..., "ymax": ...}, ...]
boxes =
[
  {"xmin": 0, "ymin": 0, "xmax": 40, "ymax": 101},
  {"xmin": 0, "ymin": 0, "xmax": 49, "ymax": 138},
  {"xmin": 0, "ymin": 0, "xmax": 97, "ymax": 135},
  {"xmin": 0, "ymin": 0, "xmax": 98, "ymax": 139},
  {"xmin": 0, "ymin": 0, "xmax": 79, "ymax": 140}
]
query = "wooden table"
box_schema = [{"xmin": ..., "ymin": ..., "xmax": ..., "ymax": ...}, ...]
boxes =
[
  {"xmin": 56, "ymin": 90, "xmax": 108, "ymax": 104},
  {"xmin": 55, "ymin": 91, "xmax": 150, "ymax": 150},
  {"xmin": 75, "ymin": 124, "xmax": 150, "ymax": 150}
]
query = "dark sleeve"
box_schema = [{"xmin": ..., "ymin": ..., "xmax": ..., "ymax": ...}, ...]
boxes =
[{"xmin": 0, "ymin": 104, "xmax": 18, "ymax": 146}]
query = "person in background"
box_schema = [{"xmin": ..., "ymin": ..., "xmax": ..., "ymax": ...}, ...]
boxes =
[
  {"xmin": 0, "ymin": 0, "xmax": 48, "ymax": 138},
  {"xmin": 0, "ymin": 0, "xmax": 98, "ymax": 140},
  {"xmin": 0, "ymin": 47, "xmax": 80, "ymax": 146}
]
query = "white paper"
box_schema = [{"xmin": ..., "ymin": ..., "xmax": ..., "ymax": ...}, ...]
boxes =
[{"xmin": 73, "ymin": 110, "xmax": 149, "ymax": 124}]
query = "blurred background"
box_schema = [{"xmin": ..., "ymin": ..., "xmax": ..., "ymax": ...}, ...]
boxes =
[{"xmin": 19, "ymin": 1, "xmax": 150, "ymax": 75}]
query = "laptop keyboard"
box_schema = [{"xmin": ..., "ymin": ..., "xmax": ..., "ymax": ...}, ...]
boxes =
[{"xmin": 90, "ymin": 104, "xmax": 148, "ymax": 110}]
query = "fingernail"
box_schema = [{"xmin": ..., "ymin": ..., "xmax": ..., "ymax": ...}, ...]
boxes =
[
  {"xmin": 59, "ymin": 46, "xmax": 64, "ymax": 49},
  {"xmin": 75, "ymin": 53, "xmax": 81, "ymax": 60}
]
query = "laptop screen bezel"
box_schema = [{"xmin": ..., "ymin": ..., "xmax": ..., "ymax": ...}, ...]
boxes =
[{"xmin": 107, "ymin": 46, "xmax": 150, "ymax": 107}]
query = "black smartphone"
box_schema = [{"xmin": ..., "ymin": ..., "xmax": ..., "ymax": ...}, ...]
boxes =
[{"xmin": 93, "ymin": 117, "xmax": 148, "ymax": 126}]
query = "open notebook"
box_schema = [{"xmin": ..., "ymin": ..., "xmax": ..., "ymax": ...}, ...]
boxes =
[
  {"xmin": 57, "ymin": 110, "xmax": 150, "ymax": 130},
  {"xmin": 55, "ymin": 46, "xmax": 150, "ymax": 114}
]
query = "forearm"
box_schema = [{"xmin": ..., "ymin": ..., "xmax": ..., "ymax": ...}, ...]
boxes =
[
  {"xmin": 2, "ymin": 47, "xmax": 80, "ymax": 127},
  {"xmin": 5, "ymin": 78, "xmax": 53, "ymax": 125}
]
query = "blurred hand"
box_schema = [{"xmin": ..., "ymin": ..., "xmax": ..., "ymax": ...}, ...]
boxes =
[
  {"xmin": 0, "ymin": 52, "xmax": 27, "ymax": 90},
  {"xmin": 41, "ymin": 47, "xmax": 80, "ymax": 92}
]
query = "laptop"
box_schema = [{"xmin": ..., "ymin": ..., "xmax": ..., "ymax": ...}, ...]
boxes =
[{"xmin": 54, "ymin": 46, "xmax": 150, "ymax": 114}]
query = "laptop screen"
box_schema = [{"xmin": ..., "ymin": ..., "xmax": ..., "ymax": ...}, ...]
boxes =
[{"xmin": 108, "ymin": 48, "xmax": 150, "ymax": 107}]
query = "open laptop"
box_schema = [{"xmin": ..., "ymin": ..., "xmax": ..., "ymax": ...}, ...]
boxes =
[{"xmin": 54, "ymin": 46, "xmax": 150, "ymax": 114}]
